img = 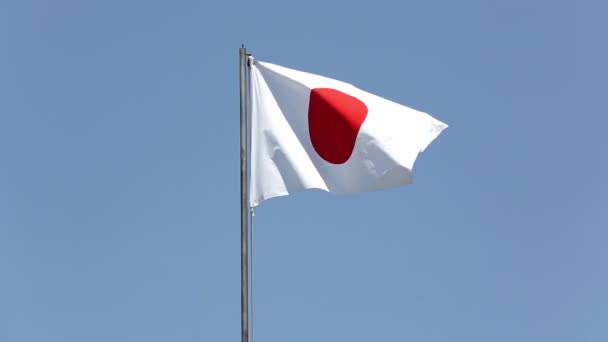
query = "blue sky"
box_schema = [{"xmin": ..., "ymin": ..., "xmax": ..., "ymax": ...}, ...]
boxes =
[{"xmin": 1, "ymin": 0, "xmax": 607, "ymax": 341}]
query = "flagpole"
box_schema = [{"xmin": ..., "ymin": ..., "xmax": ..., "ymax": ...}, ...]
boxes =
[{"xmin": 239, "ymin": 45, "xmax": 249, "ymax": 342}]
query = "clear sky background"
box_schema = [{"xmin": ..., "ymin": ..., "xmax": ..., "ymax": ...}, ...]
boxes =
[{"xmin": 1, "ymin": 0, "xmax": 607, "ymax": 341}]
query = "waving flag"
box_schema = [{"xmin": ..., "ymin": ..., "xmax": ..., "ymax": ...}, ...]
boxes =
[{"xmin": 249, "ymin": 59, "xmax": 447, "ymax": 207}]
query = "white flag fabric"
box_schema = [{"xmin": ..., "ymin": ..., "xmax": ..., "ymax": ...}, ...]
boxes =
[{"xmin": 249, "ymin": 59, "xmax": 447, "ymax": 207}]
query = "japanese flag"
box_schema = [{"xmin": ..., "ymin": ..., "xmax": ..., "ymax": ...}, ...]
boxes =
[{"xmin": 249, "ymin": 59, "xmax": 447, "ymax": 207}]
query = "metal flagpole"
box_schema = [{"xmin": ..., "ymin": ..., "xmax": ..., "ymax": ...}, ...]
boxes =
[{"xmin": 239, "ymin": 45, "xmax": 249, "ymax": 342}]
